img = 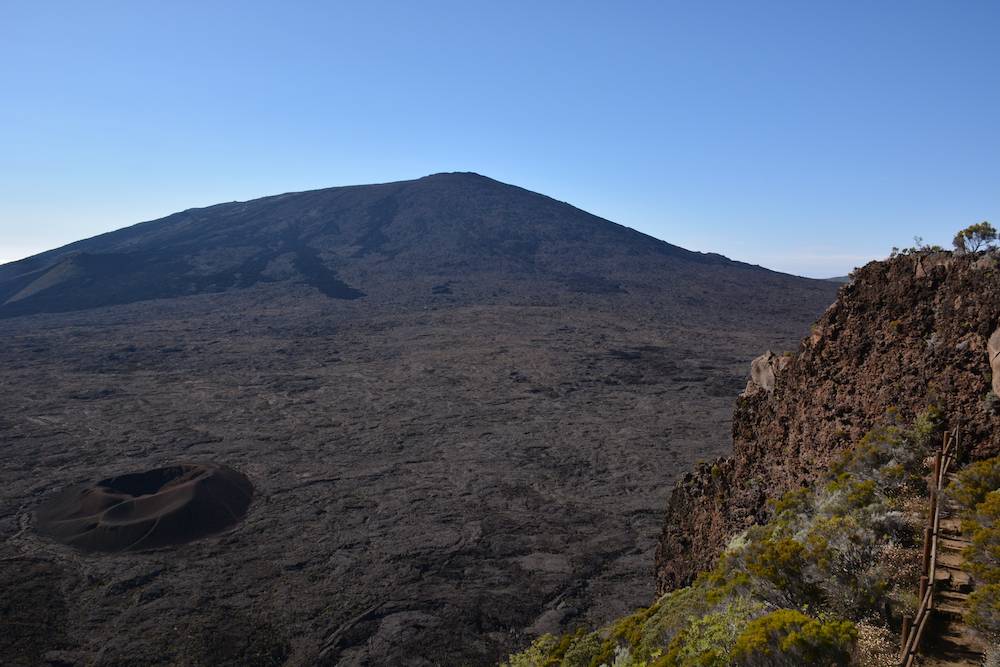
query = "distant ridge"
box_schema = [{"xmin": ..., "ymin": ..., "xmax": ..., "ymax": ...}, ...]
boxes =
[{"xmin": 0, "ymin": 173, "xmax": 835, "ymax": 322}]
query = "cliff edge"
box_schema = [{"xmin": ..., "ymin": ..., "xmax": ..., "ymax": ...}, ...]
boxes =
[{"xmin": 655, "ymin": 250, "xmax": 1000, "ymax": 593}]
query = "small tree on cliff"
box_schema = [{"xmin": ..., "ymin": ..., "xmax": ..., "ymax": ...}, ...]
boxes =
[{"xmin": 952, "ymin": 221, "xmax": 997, "ymax": 253}]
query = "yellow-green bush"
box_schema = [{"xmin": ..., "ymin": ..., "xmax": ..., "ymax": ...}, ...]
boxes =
[
  {"xmin": 966, "ymin": 584, "xmax": 1000, "ymax": 638},
  {"xmin": 742, "ymin": 536, "xmax": 818, "ymax": 606},
  {"xmin": 950, "ymin": 456, "xmax": 1000, "ymax": 521},
  {"xmin": 731, "ymin": 609, "xmax": 855, "ymax": 666},
  {"xmin": 950, "ymin": 456, "xmax": 1000, "ymax": 641},
  {"xmin": 768, "ymin": 487, "xmax": 811, "ymax": 516},
  {"xmin": 966, "ymin": 490, "xmax": 1000, "ymax": 583},
  {"xmin": 659, "ymin": 598, "xmax": 767, "ymax": 666},
  {"xmin": 503, "ymin": 635, "xmax": 562, "ymax": 667},
  {"xmin": 560, "ymin": 634, "xmax": 603, "ymax": 667}
]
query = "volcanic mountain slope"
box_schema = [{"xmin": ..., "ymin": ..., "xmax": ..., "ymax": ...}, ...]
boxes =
[
  {"xmin": 2, "ymin": 172, "xmax": 825, "ymax": 322},
  {"xmin": 0, "ymin": 173, "xmax": 837, "ymax": 666}
]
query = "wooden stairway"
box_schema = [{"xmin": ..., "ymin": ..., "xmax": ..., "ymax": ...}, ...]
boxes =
[{"xmin": 917, "ymin": 474, "xmax": 988, "ymax": 666}]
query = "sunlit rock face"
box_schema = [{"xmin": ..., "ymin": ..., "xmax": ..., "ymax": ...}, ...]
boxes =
[
  {"xmin": 742, "ymin": 350, "xmax": 791, "ymax": 396},
  {"xmin": 989, "ymin": 326, "xmax": 1000, "ymax": 396}
]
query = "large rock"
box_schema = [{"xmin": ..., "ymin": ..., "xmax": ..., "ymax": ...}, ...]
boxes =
[
  {"xmin": 914, "ymin": 252, "xmax": 953, "ymax": 279},
  {"xmin": 742, "ymin": 350, "xmax": 791, "ymax": 396}
]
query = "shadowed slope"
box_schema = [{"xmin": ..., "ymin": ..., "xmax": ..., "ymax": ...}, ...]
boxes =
[{"xmin": 0, "ymin": 173, "xmax": 833, "ymax": 322}]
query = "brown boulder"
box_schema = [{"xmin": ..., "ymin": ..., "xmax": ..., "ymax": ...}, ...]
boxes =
[{"xmin": 742, "ymin": 350, "xmax": 791, "ymax": 396}]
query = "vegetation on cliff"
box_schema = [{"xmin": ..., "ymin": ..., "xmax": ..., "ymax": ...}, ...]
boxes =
[
  {"xmin": 949, "ymin": 455, "xmax": 1000, "ymax": 647},
  {"xmin": 504, "ymin": 409, "xmax": 943, "ymax": 666},
  {"xmin": 952, "ymin": 221, "xmax": 998, "ymax": 254},
  {"xmin": 657, "ymin": 248, "xmax": 1000, "ymax": 593}
]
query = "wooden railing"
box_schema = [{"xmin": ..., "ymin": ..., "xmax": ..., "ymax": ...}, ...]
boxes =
[{"xmin": 898, "ymin": 425, "xmax": 960, "ymax": 666}]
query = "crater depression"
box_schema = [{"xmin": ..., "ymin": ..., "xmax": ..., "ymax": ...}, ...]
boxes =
[{"xmin": 35, "ymin": 462, "xmax": 253, "ymax": 553}]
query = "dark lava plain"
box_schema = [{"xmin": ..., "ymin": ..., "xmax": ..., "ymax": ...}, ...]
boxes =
[{"xmin": 0, "ymin": 174, "xmax": 837, "ymax": 665}]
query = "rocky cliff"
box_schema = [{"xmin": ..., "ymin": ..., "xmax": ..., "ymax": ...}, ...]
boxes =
[{"xmin": 655, "ymin": 250, "xmax": 1000, "ymax": 593}]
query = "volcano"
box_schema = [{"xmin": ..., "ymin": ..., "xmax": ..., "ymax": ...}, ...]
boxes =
[{"xmin": 0, "ymin": 172, "xmax": 830, "ymax": 322}]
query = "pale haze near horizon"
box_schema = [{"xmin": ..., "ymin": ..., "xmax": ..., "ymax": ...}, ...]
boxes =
[{"xmin": 1, "ymin": 2, "xmax": 998, "ymax": 278}]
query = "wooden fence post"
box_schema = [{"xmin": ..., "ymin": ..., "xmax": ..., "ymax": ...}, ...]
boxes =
[
  {"xmin": 900, "ymin": 615, "xmax": 912, "ymax": 659},
  {"xmin": 900, "ymin": 426, "xmax": 960, "ymax": 666},
  {"xmin": 922, "ymin": 527, "xmax": 932, "ymax": 574}
]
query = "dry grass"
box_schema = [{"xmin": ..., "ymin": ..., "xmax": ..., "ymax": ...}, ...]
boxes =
[{"xmin": 854, "ymin": 621, "xmax": 898, "ymax": 667}]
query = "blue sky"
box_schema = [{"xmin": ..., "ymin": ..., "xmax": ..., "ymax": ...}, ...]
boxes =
[{"xmin": 1, "ymin": 1, "xmax": 998, "ymax": 277}]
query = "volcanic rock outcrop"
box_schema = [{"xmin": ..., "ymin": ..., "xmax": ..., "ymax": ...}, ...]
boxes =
[
  {"xmin": 742, "ymin": 350, "xmax": 790, "ymax": 396},
  {"xmin": 35, "ymin": 463, "xmax": 253, "ymax": 552},
  {"xmin": 989, "ymin": 325, "xmax": 1000, "ymax": 396},
  {"xmin": 656, "ymin": 250, "xmax": 1000, "ymax": 593}
]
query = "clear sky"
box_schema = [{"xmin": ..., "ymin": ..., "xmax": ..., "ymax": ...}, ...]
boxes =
[{"xmin": 2, "ymin": 2, "xmax": 998, "ymax": 277}]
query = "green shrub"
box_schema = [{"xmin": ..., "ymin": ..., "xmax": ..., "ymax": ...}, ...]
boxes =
[
  {"xmin": 910, "ymin": 405, "xmax": 943, "ymax": 447},
  {"xmin": 731, "ymin": 609, "xmax": 855, "ymax": 666},
  {"xmin": 611, "ymin": 606, "xmax": 658, "ymax": 647},
  {"xmin": 845, "ymin": 480, "xmax": 877, "ymax": 509},
  {"xmin": 952, "ymin": 221, "xmax": 998, "ymax": 253},
  {"xmin": 502, "ymin": 631, "xmax": 595, "ymax": 667},
  {"xmin": 827, "ymin": 409, "xmax": 938, "ymax": 499},
  {"xmin": 967, "ymin": 583, "xmax": 1000, "ymax": 639},
  {"xmin": 628, "ymin": 586, "xmax": 718, "ymax": 661},
  {"xmin": 817, "ymin": 478, "xmax": 880, "ymax": 516},
  {"xmin": 966, "ymin": 490, "xmax": 1000, "ymax": 583},
  {"xmin": 502, "ymin": 634, "xmax": 560, "ymax": 667},
  {"xmin": 769, "ymin": 487, "xmax": 811, "ymax": 517},
  {"xmin": 803, "ymin": 516, "xmax": 886, "ymax": 618},
  {"xmin": 560, "ymin": 633, "xmax": 603, "ymax": 667},
  {"xmin": 743, "ymin": 536, "xmax": 818, "ymax": 606},
  {"xmin": 951, "ymin": 461, "xmax": 1000, "ymax": 639},
  {"xmin": 659, "ymin": 598, "xmax": 767, "ymax": 666},
  {"xmin": 950, "ymin": 457, "xmax": 1000, "ymax": 518}
]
